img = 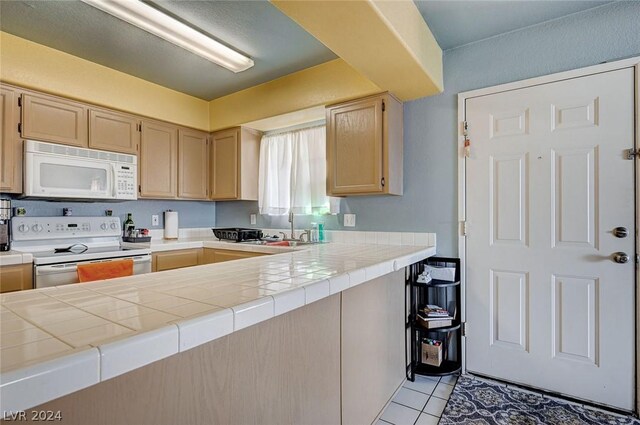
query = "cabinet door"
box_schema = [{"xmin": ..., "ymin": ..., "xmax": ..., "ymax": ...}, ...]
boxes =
[
  {"xmin": 213, "ymin": 249, "xmax": 265, "ymax": 263},
  {"xmin": 327, "ymin": 97, "xmax": 383, "ymax": 195},
  {"xmin": 0, "ymin": 264, "xmax": 33, "ymax": 293},
  {"xmin": 21, "ymin": 93, "xmax": 88, "ymax": 147},
  {"xmin": 201, "ymin": 248, "xmax": 217, "ymax": 264},
  {"xmin": 152, "ymin": 249, "xmax": 201, "ymax": 272},
  {"xmin": 178, "ymin": 128, "xmax": 209, "ymax": 199},
  {"xmin": 210, "ymin": 128, "xmax": 239, "ymax": 200},
  {"xmin": 140, "ymin": 120, "xmax": 178, "ymax": 198},
  {"xmin": 89, "ymin": 109, "xmax": 140, "ymax": 154},
  {"xmin": 0, "ymin": 86, "xmax": 21, "ymax": 192}
]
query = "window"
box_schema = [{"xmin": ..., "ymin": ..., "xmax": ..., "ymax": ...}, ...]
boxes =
[{"xmin": 258, "ymin": 124, "xmax": 337, "ymax": 216}]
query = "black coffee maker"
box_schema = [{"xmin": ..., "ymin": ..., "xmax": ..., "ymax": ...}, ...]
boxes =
[{"xmin": 0, "ymin": 199, "xmax": 11, "ymax": 251}]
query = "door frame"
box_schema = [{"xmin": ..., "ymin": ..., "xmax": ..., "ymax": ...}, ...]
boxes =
[{"xmin": 457, "ymin": 56, "xmax": 640, "ymax": 411}]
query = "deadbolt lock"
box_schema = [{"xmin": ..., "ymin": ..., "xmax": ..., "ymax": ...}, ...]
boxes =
[{"xmin": 613, "ymin": 227, "xmax": 629, "ymax": 238}]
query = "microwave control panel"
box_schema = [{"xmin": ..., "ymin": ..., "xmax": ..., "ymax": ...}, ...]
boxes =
[
  {"xmin": 115, "ymin": 164, "xmax": 137, "ymax": 200},
  {"xmin": 12, "ymin": 217, "xmax": 122, "ymax": 241}
]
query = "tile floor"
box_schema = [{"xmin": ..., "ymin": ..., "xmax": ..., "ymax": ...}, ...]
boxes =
[{"xmin": 378, "ymin": 374, "xmax": 458, "ymax": 425}]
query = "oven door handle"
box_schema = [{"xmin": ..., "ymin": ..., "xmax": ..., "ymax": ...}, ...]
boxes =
[{"xmin": 36, "ymin": 256, "xmax": 151, "ymax": 275}]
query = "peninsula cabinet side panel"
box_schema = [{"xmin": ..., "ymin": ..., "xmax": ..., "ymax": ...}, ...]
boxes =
[
  {"xmin": 341, "ymin": 270, "xmax": 406, "ymax": 425},
  {"xmin": 28, "ymin": 295, "xmax": 342, "ymax": 425}
]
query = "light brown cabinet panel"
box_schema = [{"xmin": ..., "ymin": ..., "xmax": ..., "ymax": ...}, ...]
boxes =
[
  {"xmin": 89, "ymin": 109, "xmax": 140, "ymax": 154},
  {"xmin": 341, "ymin": 270, "xmax": 405, "ymax": 424},
  {"xmin": 202, "ymin": 248, "xmax": 265, "ymax": 264},
  {"xmin": 0, "ymin": 85, "xmax": 22, "ymax": 193},
  {"xmin": 178, "ymin": 128, "xmax": 209, "ymax": 200},
  {"xmin": 0, "ymin": 264, "xmax": 33, "ymax": 293},
  {"xmin": 139, "ymin": 120, "xmax": 178, "ymax": 198},
  {"xmin": 21, "ymin": 93, "xmax": 88, "ymax": 147},
  {"xmin": 209, "ymin": 127, "xmax": 261, "ymax": 201},
  {"xmin": 326, "ymin": 92, "xmax": 403, "ymax": 196},
  {"xmin": 152, "ymin": 249, "xmax": 202, "ymax": 272},
  {"xmin": 209, "ymin": 128, "xmax": 239, "ymax": 199}
]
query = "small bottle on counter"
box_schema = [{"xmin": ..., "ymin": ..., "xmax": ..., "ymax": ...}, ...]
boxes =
[
  {"xmin": 123, "ymin": 213, "xmax": 135, "ymax": 237},
  {"xmin": 318, "ymin": 223, "xmax": 325, "ymax": 242}
]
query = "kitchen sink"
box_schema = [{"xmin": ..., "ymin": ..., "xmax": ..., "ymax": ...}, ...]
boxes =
[{"xmin": 237, "ymin": 240, "xmax": 322, "ymax": 247}]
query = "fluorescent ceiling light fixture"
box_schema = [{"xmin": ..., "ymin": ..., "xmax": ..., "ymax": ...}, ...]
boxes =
[{"xmin": 81, "ymin": 0, "xmax": 254, "ymax": 73}]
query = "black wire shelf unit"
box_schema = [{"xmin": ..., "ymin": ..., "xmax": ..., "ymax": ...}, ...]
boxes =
[{"xmin": 405, "ymin": 257, "xmax": 462, "ymax": 381}]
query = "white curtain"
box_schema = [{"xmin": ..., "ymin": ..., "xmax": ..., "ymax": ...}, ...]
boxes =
[{"xmin": 259, "ymin": 125, "xmax": 335, "ymax": 216}]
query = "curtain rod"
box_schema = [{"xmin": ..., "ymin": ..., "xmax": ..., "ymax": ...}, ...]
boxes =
[{"xmin": 263, "ymin": 119, "xmax": 326, "ymax": 137}]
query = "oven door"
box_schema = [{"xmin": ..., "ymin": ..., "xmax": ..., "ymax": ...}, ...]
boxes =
[
  {"xmin": 25, "ymin": 151, "xmax": 116, "ymax": 200},
  {"xmin": 34, "ymin": 255, "xmax": 151, "ymax": 288}
]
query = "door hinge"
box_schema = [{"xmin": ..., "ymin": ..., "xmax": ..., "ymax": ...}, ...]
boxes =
[
  {"xmin": 17, "ymin": 96, "xmax": 21, "ymax": 107},
  {"xmin": 138, "ymin": 185, "xmax": 141, "ymax": 193},
  {"xmin": 382, "ymin": 100, "xmax": 386, "ymax": 112},
  {"xmin": 625, "ymin": 148, "xmax": 640, "ymax": 160},
  {"xmin": 461, "ymin": 221, "xmax": 468, "ymax": 236},
  {"xmin": 461, "ymin": 322, "xmax": 467, "ymax": 337},
  {"xmin": 17, "ymin": 123, "xmax": 21, "ymax": 134},
  {"xmin": 137, "ymin": 123, "xmax": 142, "ymax": 132},
  {"xmin": 381, "ymin": 177, "xmax": 386, "ymax": 187}
]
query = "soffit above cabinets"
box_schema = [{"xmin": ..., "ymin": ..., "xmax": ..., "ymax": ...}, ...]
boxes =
[
  {"xmin": 414, "ymin": 0, "xmax": 613, "ymax": 51},
  {"xmin": 0, "ymin": 0, "xmax": 336, "ymax": 101}
]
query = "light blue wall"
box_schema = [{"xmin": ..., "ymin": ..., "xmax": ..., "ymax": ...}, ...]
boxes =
[
  {"xmin": 216, "ymin": 1, "xmax": 640, "ymax": 256},
  {"xmin": 5, "ymin": 197, "xmax": 215, "ymax": 230}
]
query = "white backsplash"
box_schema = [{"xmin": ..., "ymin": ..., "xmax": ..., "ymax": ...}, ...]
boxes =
[{"xmin": 147, "ymin": 227, "xmax": 436, "ymax": 247}]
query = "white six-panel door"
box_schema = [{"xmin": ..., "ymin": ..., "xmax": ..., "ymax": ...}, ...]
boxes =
[{"xmin": 465, "ymin": 68, "xmax": 635, "ymax": 410}]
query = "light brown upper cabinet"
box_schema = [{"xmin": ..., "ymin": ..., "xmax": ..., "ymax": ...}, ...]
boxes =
[
  {"xmin": 20, "ymin": 93, "xmax": 88, "ymax": 147},
  {"xmin": 326, "ymin": 92, "xmax": 403, "ymax": 196},
  {"xmin": 0, "ymin": 84, "xmax": 22, "ymax": 193},
  {"xmin": 178, "ymin": 128, "xmax": 209, "ymax": 200},
  {"xmin": 209, "ymin": 127, "xmax": 261, "ymax": 201},
  {"xmin": 89, "ymin": 108, "xmax": 140, "ymax": 154},
  {"xmin": 139, "ymin": 120, "xmax": 178, "ymax": 198}
]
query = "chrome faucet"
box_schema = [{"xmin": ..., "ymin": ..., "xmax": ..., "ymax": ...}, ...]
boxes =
[
  {"xmin": 277, "ymin": 213, "xmax": 311, "ymax": 242},
  {"xmin": 288, "ymin": 211, "xmax": 295, "ymax": 240}
]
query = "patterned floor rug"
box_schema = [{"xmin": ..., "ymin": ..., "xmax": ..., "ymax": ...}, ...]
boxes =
[{"xmin": 439, "ymin": 375, "xmax": 639, "ymax": 425}]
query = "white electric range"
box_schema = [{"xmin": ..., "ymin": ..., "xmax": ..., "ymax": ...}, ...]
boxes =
[{"xmin": 11, "ymin": 216, "xmax": 151, "ymax": 288}]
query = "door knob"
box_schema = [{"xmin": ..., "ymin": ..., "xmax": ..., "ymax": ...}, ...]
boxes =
[
  {"xmin": 613, "ymin": 227, "xmax": 629, "ymax": 238},
  {"xmin": 613, "ymin": 252, "xmax": 630, "ymax": 264}
]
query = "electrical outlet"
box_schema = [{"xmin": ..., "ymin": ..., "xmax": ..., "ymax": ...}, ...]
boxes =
[
  {"xmin": 151, "ymin": 215, "xmax": 159, "ymax": 226},
  {"xmin": 344, "ymin": 213, "xmax": 356, "ymax": 227},
  {"xmin": 250, "ymin": 214, "xmax": 257, "ymax": 225}
]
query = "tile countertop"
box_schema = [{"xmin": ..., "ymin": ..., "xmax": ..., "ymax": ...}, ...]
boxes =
[
  {"xmin": 124, "ymin": 236, "xmax": 303, "ymax": 254},
  {"xmin": 0, "ymin": 251, "xmax": 33, "ymax": 266},
  {"xmin": 0, "ymin": 242, "xmax": 435, "ymax": 414}
]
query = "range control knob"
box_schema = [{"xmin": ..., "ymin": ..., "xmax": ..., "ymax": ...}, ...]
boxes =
[
  {"xmin": 100, "ymin": 223, "xmax": 108, "ymax": 230},
  {"xmin": 32, "ymin": 224, "xmax": 43, "ymax": 233},
  {"xmin": 110, "ymin": 222, "xmax": 118, "ymax": 230},
  {"xmin": 18, "ymin": 224, "xmax": 29, "ymax": 233}
]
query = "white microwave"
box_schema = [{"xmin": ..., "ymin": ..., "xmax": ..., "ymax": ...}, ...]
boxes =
[{"xmin": 23, "ymin": 140, "xmax": 137, "ymax": 200}]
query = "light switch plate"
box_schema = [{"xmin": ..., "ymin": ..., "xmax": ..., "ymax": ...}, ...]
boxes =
[
  {"xmin": 344, "ymin": 214, "xmax": 356, "ymax": 227},
  {"xmin": 250, "ymin": 214, "xmax": 257, "ymax": 225},
  {"xmin": 151, "ymin": 215, "xmax": 159, "ymax": 226}
]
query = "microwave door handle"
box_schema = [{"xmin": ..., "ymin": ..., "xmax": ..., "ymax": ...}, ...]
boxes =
[{"xmin": 111, "ymin": 163, "xmax": 118, "ymax": 198}]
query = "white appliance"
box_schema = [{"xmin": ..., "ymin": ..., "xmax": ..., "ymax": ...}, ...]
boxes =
[
  {"xmin": 12, "ymin": 216, "xmax": 151, "ymax": 288},
  {"xmin": 23, "ymin": 140, "xmax": 137, "ymax": 200}
]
